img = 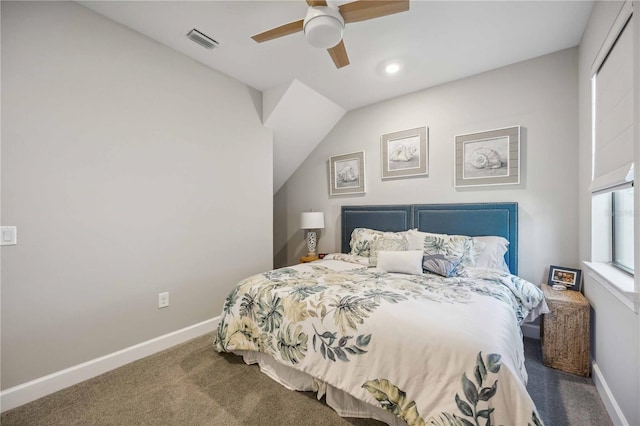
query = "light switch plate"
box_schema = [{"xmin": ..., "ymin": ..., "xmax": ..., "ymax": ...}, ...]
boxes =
[
  {"xmin": 1, "ymin": 226, "xmax": 17, "ymax": 246},
  {"xmin": 158, "ymin": 292, "xmax": 169, "ymax": 308}
]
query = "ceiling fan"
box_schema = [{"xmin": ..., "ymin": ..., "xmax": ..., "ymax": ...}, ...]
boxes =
[{"xmin": 251, "ymin": 0, "xmax": 410, "ymax": 69}]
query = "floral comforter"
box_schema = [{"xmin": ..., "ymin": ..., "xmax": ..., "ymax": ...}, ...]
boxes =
[{"xmin": 214, "ymin": 256, "xmax": 546, "ymax": 426}]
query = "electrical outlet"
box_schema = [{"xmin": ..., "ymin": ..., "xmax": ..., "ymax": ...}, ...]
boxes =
[{"xmin": 158, "ymin": 292, "xmax": 169, "ymax": 309}]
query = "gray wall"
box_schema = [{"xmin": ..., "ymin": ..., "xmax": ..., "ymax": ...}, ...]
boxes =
[
  {"xmin": 1, "ymin": 1, "xmax": 273, "ymax": 389},
  {"xmin": 275, "ymin": 48, "xmax": 580, "ymax": 288},
  {"xmin": 577, "ymin": 2, "xmax": 640, "ymax": 425}
]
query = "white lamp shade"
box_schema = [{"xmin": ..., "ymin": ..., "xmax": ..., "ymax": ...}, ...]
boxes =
[{"xmin": 300, "ymin": 212, "xmax": 325, "ymax": 229}]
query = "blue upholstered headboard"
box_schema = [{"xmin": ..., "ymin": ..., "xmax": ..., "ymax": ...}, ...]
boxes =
[{"xmin": 341, "ymin": 203, "xmax": 518, "ymax": 275}]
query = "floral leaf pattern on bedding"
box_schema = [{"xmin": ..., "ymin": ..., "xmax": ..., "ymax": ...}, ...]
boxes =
[
  {"xmin": 349, "ymin": 228, "xmax": 385, "ymax": 257},
  {"xmin": 257, "ymin": 294, "xmax": 284, "ymax": 333},
  {"xmin": 364, "ymin": 352, "xmax": 543, "ymax": 426},
  {"xmin": 465, "ymin": 268, "xmax": 546, "ymax": 324},
  {"xmin": 312, "ymin": 325, "xmax": 371, "ymax": 362},
  {"xmin": 423, "ymin": 234, "xmax": 476, "ymax": 268},
  {"xmin": 330, "ymin": 295, "xmax": 379, "ymax": 334},
  {"xmin": 361, "ymin": 379, "xmax": 426, "ymax": 426},
  {"xmin": 276, "ymin": 323, "xmax": 308, "ymax": 364},
  {"xmin": 454, "ymin": 352, "xmax": 501, "ymax": 426},
  {"xmin": 215, "ymin": 266, "xmax": 476, "ymax": 366},
  {"xmin": 215, "ymin": 259, "xmax": 545, "ymax": 426},
  {"xmin": 529, "ymin": 411, "xmax": 543, "ymax": 426},
  {"xmin": 322, "ymin": 253, "xmax": 371, "ymax": 265}
]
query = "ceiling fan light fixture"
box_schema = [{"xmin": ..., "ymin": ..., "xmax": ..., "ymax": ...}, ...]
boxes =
[{"xmin": 304, "ymin": 6, "xmax": 345, "ymax": 49}]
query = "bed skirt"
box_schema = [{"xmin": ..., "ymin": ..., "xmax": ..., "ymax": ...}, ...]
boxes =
[{"xmin": 232, "ymin": 350, "xmax": 408, "ymax": 426}]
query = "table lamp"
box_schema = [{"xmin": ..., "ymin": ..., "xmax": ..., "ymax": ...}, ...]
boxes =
[{"xmin": 300, "ymin": 211, "xmax": 325, "ymax": 257}]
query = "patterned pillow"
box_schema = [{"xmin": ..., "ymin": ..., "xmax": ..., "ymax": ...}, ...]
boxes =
[
  {"xmin": 369, "ymin": 234, "xmax": 409, "ymax": 266},
  {"xmin": 422, "ymin": 233, "xmax": 477, "ymax": 267},
  {"xmin": 407, "ymin": 229, "xmax": 476, "ymax": 266},
  {"xmin": 349, "ymin": 228, "xmax": 385, "ymax": 257},
  {"xmin": 423, "ymin": 253, "xmax": 464, "ymax": 277}
]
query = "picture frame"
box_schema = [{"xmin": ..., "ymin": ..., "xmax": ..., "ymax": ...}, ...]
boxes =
[
  {"xmin": 455, "ymin": 126, "xmax": 520, "ymax": 187},
  {"xmin": 381, "ymin": 126, "xmax": 429, "ymax": 180},
  {"xmin": 547, "ymin": 265, "xmax": 583, "ymax": 291},
  {"xmin": 329, "ymin": 151, "xmax": 366, "ymax": 196}
]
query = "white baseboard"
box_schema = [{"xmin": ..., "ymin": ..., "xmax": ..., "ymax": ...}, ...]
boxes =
[
  {"xmin": 592, "ymin": 362, "xmax": 628, "ymax": 426},
  {"xmin": 0, "ymin": 316, "xmax": 220, "ymax": 413},
  {"xmin": 521, "ymin": 323, "xmax": 540, "ymax": 339}
]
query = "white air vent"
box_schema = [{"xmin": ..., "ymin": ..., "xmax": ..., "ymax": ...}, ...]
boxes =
[{"xmin": 187, "ymin": 29, "xmax": 219, "ymax": 50}]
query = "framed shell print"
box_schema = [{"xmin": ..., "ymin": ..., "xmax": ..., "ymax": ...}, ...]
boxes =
[
  {"xmin": 329, "ymin": 151, "xmax": 366, "ymax": 196},
  {"xmin": 454, "ymin": 126, "xmax": 520, "ymax": 188},
  {"xmin": 381, "ymin": 126, "xmax": 429, "ymax": 180}
]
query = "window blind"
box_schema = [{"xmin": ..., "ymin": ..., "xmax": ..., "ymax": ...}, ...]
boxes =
[{"xmin": 590, "ymin": 14, "xmax": 634, "ymax": 193}]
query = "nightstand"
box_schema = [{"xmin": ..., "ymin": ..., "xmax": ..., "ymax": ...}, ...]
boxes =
[
  {"xmin": 300, "ymin": 255, "xmax": 319, "ymax": 263},
  {"xmin": 540, "ymin": 283, "xmax": 590, "ymax": 376}
]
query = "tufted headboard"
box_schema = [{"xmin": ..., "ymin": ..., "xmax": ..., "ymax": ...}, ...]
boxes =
[{"xmin": 341, "ymin": 203, "xmax": 518, "ymax": 275}]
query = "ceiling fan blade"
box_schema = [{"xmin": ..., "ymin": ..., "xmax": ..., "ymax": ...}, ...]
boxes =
[
  {"xmin": 251, "ymin": 19, "xmax": 304, "ymax": 43},
  {"xmin": 328, "ymin": 40, "xmax": 350, "ymax": 69},
  {"xmin": 339, "ymin": 0, "xmax": 409, "ymax": 24},
  {"xmin": 306, "ymin": 0, "xmax": 328, "ymax": 6}
]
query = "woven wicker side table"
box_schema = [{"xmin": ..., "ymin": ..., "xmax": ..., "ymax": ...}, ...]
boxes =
[{"xmin": 540, "ymin": 284, "xmax": 590, "ymax": 377}]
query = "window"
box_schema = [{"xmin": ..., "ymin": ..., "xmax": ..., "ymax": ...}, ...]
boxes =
[
  {"xmin": 590, "ymin": 3, "xmax": 634, "ymax": 278},
  {"xmin": 612, "ymin": 187, "xmax": 634, "ymax": 273}
]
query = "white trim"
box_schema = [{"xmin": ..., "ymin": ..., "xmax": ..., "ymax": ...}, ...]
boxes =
[
  {"xmin": 584, "ymin": 261, "xmax": 638, "ymax": 312},
  {"xmin": 0, "ymin": 316, "xmax": 220, "ymax": 412},
  {"xmin": 521, "ymin": 323, "xmax": 540, "ymax": 340},
  {"xmin": 592, "ymin": 362, "xmax": 629, "ymax": 426}
]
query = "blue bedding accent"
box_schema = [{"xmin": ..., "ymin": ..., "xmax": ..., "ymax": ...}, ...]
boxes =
[{"xmin": 341, "ymin": 203, "xmax": 518, "ymax": 275}]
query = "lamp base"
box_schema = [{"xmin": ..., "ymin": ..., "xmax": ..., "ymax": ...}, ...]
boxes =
[{"xmin": 306, "ymin": 230, "xmax": 318, "ymax": 256}]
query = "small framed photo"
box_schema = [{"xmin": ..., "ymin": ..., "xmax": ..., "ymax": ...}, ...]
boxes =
[
  {"xmin": 381, "ymin": 126, "xmax": 429, "ymax": 180},
  {"xmin": 455, "ymin": 126, "xmax": 520, "ymax": 188},
  {"xmin": 329, "ymin": 151, "xmax": 366, "ymax": 196},
  {"xmin": 547, "ymin": 265, "xmax": 582, "ymax": 291}
]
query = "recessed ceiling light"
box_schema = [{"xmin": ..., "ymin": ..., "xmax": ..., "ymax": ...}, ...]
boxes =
[{"xmin": 385, "ymin": 63, "xmax": 401, "ymax": 74}]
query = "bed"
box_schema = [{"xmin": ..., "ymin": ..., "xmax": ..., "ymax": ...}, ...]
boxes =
[{"xmin": 214, "ymin": 202, "xmax": 547, "ymax": 426}]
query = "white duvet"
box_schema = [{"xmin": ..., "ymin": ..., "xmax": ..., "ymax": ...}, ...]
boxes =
[{"xmin": 214, "ymin": 256, "xmax": 547, "ymax": 426}]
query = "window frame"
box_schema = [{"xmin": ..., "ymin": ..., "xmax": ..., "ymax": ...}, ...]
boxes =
[{"xmin": 611, "ymin": 187, "xmax": 635, "ymax": 275}]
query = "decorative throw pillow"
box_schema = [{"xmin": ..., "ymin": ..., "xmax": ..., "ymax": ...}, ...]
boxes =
[
  {"xmin": 422, "ymin": 233, "xmax": 477, "ymax": 268},
  {"xmin": 349, "ymin": 228, "xmax": 385, "ymax": 257},
  {"xmin": 376, "ymin": 250, "xmax": 424, "ymax": 275},
  {"xmin": 423, "ymin": 253, "xmax": 464, "ymax": 277},
  {"xmin": 408, "ymin": 229, "xmax": 475, "ymax": 265},
  {"xmin": 369, "ymin": 234, "xmax": 409, "ymax": 266}
]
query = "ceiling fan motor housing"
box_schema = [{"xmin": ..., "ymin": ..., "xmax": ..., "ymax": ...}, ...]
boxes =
[{"xmin": 303, "ymin": 6, "xmax": 345, "ymax": 49}]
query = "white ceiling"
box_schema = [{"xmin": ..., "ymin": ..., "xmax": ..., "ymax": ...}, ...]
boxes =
[
  {"xmin": 80, "ymin": 1, "xmax": 594, "ymax": 112},
  {"xmin": 78, "ymin": 0, "xmax": 593, "ymax": 193}
]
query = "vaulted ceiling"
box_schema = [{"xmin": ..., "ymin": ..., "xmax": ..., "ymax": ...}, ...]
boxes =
[{"xmin": 79, "ymin": 1, "xmax": 594, "ymax": 192}]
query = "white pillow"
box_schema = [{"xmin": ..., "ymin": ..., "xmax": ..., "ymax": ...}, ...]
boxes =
[
  {"xmin": 406, "ymin": 229, "xmax": 426, "ymax": 251},
  {"xmin": 369, "ymin": 233, "xmax": 408, "ymax": 266},
  {"xmin": 376, "ymin": 250, "xmax": 424, "ymax": 275},
  {"xmin": 473, "ymin": 236, "xmax": 510, "ymax": 272}
]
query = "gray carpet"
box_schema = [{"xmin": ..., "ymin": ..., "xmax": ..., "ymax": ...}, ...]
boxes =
[
  {"xmin": 1, "ymin": 336, "xmax": 612, "ymax": 425},
  {"xmin": 523, "ymin": 337, "xmax": 612, "ymax": 426}
]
